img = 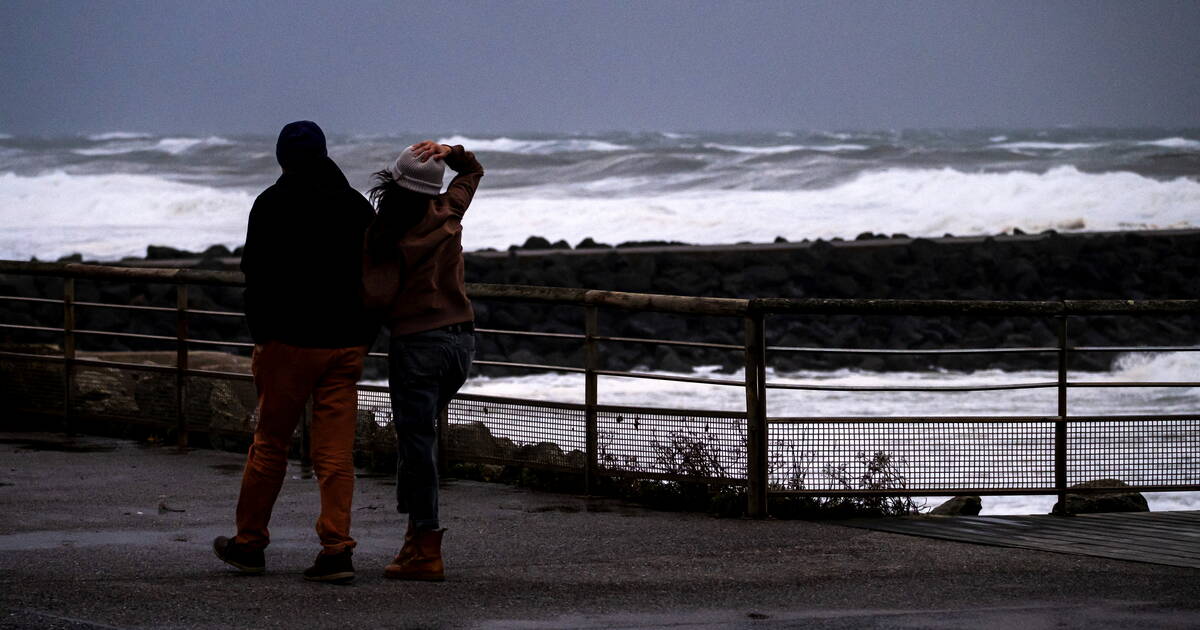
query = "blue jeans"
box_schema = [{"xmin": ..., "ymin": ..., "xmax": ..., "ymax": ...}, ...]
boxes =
[{"xmin": 389, "ymin": 327, "xmax": 474, "ymax": 531}]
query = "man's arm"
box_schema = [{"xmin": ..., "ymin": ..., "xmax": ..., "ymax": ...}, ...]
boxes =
[{"xmin": 240, "ymin": 196, "xmax": 270, "ymax": 343}]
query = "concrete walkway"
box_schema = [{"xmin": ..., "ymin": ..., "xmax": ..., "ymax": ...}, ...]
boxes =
[{"xmin": 1, "ymin": 432, "xmax": 1197, "ymax": 629}]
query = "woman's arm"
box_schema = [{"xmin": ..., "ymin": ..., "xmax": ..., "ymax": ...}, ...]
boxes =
[{"xmin": 410, "ymin": 140, "xmax": 484, "ymax": 216}]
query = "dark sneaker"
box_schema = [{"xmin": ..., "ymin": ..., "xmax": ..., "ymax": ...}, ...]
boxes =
[
  {"xmin": 303, "ymin": 549, "xmax": 355, "ymax": 584},
  {"xmin": 212, "ymin": 536, "xmax": 265, "ymax": 574}
]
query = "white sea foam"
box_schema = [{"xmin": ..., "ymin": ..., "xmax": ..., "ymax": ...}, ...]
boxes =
[
  {"xmin": 437, "ymin": 135, "xmax": 627, "ymax": 154},
  {"xmin": 0, "ymin": 171, "xmax": 251, "ymax": 260},
  {"xmin": 86, "ymin": 131, "xmax": 152, "ymax": 141},
  {"xmin": 460, "ymin": 166, "xmax": 1200, "ymax": 250},
  {"xmin": 703, "ymin": 142, "xmax": 868, "ymax": 154},
  {"xmin": 73, "ymin": 136, "xmax": 234, "ymax": 157},
  {"xmin": 1, "ymin": 164, "xmax": 1196, "ymax": 261},
  {"xmin": 990, "ymin": 141, "xmax": 1103, "ymax": 151},
  {"xmin": 1136, "ymin": 137, "xmax": 1200, "ymax": 150}
]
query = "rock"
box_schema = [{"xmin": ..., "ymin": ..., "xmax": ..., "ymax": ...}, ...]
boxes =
[
  {"xmin": 575, "ymin": 237, "xmax": 611, "ymax": 249},
  {"xmin": 201, "ymin": 244, "xmax": 232, "ymax": 259},
  {"xmin": 930, "ymin": 496, "xmax": 982, "ymax": 516},
  {"xmin": 446, "ymin": 421, "xmax": 497, "ymax": 457},
  {"xmin": 517, "ymin": 441, "xmax": 566, "ymax": 466},
  {"xmin": 1052, "ymin": 479, "xmax": 1148, "ymax": 515},
  {"xmin": 146, "ymin": 245, "xmax": 196, "ymax": 260},
  {"xmin": 519, "ymin": 236, "xmax": 553, "ymax": 250}
]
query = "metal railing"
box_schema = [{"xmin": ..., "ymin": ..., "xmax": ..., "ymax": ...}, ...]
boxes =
[{"xmin": 1, "ymin": 259, "xmax": 1198, "ymax": 517}]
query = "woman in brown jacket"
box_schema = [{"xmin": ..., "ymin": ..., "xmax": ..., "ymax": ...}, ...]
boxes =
[{"xmin": 363, "ymin": 140, "xmax": 483, "ymax": 581}]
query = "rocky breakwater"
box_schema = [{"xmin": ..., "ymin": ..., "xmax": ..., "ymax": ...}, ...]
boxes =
[
  {"xmin": 463, "ymin": 230, "xmax": 1199, "ymax": 374},
  {"xmin": 1, "ymin": 230, "xmax": 1197, "ymax": 378}
]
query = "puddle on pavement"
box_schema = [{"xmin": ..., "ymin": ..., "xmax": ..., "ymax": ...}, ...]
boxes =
[{"xmin": 0, "ymin": 438, "xmax": 118, "ymax": 453}]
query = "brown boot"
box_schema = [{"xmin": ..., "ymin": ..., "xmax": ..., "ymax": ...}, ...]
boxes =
[{"xmin": 384, "ymin": 528, "xmax": 445, "ymax": 581}]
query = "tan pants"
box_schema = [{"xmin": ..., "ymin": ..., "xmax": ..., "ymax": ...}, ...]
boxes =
[{"xmin": 233, "ymin": 341, "xmax": 366, "ymax": 554}]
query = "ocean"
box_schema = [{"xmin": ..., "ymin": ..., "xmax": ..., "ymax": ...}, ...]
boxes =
[
  {"xmin": 1, "ymin": 128, "xmax": 1198, "ymax": 261},
  {"xmin": 2, "ymin": 127, "xmax": 1197, "ymax": 514}
]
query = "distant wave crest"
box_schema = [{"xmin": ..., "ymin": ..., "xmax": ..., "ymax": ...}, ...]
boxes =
[
  {"xmin": 74, "ymin": 136, "xmax": 234, "ymax": 156},
  {"xmin": 437, "ymin": 135, "xmax": 627, "ymax": 154},
  {"xmin": 1136, "ymin": 137, "xmax": 1200, "ymax": 150}
]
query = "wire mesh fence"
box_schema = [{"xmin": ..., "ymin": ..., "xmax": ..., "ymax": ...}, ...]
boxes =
[{"xmin": 1, "ymin": 260, "xmax": 1198, "ymax": 515}]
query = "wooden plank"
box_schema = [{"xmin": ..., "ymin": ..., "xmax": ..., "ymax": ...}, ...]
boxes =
[{"xmin": 840, "ymin": 510, "xmax": 1200, "ymax": 569}]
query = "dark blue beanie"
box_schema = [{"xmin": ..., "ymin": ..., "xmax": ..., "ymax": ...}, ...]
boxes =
[{"xmin": 276, "ymin": 121, "xmax": 327, "ymax": 170}]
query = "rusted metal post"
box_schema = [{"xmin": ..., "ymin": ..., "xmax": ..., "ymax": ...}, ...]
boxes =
[
  {"xmin": 1055, "ymin": 315, "xmax": 1069, "ymax": 514},
  {"xmin": 584, "ymin": 305, "xmax": 599, "ymax": 495},
  {"xmin": 744, "ymin": 311, "xmax": 768, "ymax": 518},
  {"xmin": 300, "ymin": 396, "xmax": 313, "ymax": 479},
  {"xmin": 62, "ymin": 278, "xmax": 75, "ymax": 434},
  {"xmin": 175, "ymin": 285, "xmax": 189, "ymax": 450}
]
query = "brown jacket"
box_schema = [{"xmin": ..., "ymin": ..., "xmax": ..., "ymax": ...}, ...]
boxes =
[{"xmin": 364, "ymin": 145, "xmax": 483, "ymax": 336}]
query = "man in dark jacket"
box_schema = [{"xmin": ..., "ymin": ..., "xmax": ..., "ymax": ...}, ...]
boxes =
[{"xmin": 213, "ymin": 121, "xmax": 375, "ymax": 584}]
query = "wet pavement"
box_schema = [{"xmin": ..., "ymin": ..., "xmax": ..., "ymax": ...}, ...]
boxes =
[{"xmin": 1, "ymin": 431, "xmax": 1198, "ymax": 629}]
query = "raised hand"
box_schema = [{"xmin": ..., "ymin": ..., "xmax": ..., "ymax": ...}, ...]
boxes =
[{"xmin": 411, "ymin": 140, "xmax": 452, "ymax": 163}]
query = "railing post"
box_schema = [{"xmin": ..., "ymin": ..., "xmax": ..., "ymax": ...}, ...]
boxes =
[
  {"xmin": 1055, "ymin": 314, "xmax": 1069, "ymax": 514},
  {"xmin": 62, "ymin": 278, "xmax": 75, "ymax": 435},
  {"xmin": 175, "ymin": 284, "xmax": 188, "ymax": 450},
  {"xmin": 744, "ymin": 310, "xmax": 768, "ymax": 518},
  {"xmin": 584, "ymin": 305, "xmax": 599, "ymax": 495}
]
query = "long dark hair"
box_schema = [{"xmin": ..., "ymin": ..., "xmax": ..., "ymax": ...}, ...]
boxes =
[{"xmin": 365, "ymin": 168, "xmax": 433, "ymax": 262}]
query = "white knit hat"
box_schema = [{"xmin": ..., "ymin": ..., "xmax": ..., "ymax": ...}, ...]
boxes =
[{"xmin": 388, "ymin": 145, "xmax": 445, "ymax": 195}]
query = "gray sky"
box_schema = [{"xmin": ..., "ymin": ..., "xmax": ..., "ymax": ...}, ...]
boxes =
[{"xmin": 2, "ymin": 0, "xmax": 1198, "ymax": 135}]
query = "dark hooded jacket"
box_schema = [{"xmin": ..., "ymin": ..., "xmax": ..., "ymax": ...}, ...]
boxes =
[{"xmin": 241, "ymin": 122, "xmax": 376, "ymax": 347}]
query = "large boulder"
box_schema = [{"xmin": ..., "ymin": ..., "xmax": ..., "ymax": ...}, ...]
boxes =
[
  {"xmin": 929, "ymin": 495, "xmax": 982, "ymax": 516},
  {"xmin": 446, "ymin": 421, "xmax": 499, "ymax": 458},
  {"xmin": 1052, "ymin": 479, "xmax": 1149, "ymax": 515}
]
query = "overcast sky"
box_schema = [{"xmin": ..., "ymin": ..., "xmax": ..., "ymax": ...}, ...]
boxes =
[{"xmin": 2, "ymin": 1, "xmax": 1198, "ymax": 135}]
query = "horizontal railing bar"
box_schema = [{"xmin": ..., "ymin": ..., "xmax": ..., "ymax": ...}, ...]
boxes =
[
  {"xmin": 0, "ymin": 323, "xmax": 62, "ymax": 334},
  {"xmin": 0, "ymin": 260, "xmax": 243, "ymax": 286},
  {"xmin": 1073, "ymin": 345, "xmax": 1200, "ymax": 353},
  {"xmin": 185, "ymin": 368, "xmax": 252, "ymax": 381},
  {"xmin": 769, "ymin": 415, "xmax": 1062, "ymax": 424},
  {"xmin": 755, "ymin": 297, "xmax": 1200, "ymax": 316},
  {"xmin": 0, "ymin": 350, "xmax": 65, "ymax": 362},
  {"xmin": 188, "ymin": 308, "xmax": 244, "ymax": 317},
  {"xmin": 474, "ymin": 327, "xmax": 585, "ymax": 340},
  {"xmin": 767, "ymin": 345, "xmax": 1056, "ymax": 355},
  {"xmin": 593, "ymin": 369, "xmax": 745, "ymax": 387},
  {"xmin": 71, "ymin": 357, "xmax": 177, "ymax": 373},
  {"xmin": 1068, "ymin": 381, "xmax": 1200, "ymax": 388},
  {"xmin": 3, "ymin": 260, "xmax": 1198, "ymax": 316},
  {"xmin": 188, "ymin": 338, "xmax": 255, "ymax": 349},
  {"xmin": 453, "ymin": 392, "xmax": 589, "ymax": 412},
  {"xmin": 75, "ymin": 301, "xmax": 175, "ymax": 313},
  {"xmin": 74, "ymin": 328, "xmax": 177, "ymax": 342},
  {"xmin": 768, "ymin": 414, "xmax": 1200, "ymax": 424},
  {"xmin": 594, "ymin": 402, "xmax": 747, "ymax": 419},
  {"xmin": 594, "ymin": 334, "xmax": 744, "ymax": 351},
  {"xmin": 0, "ymin": 295, "xmax": 60, "ymax": 304},
  {"xmin": 473, "ymin": 359, "xmax": 587, "ymax": 373},
  {"xmin": 764, "ymin": 381, "xmax": 1060, "ymax": 392},
  {"xmin": 767, "ymin": 485, "xmax": 1200, "ymax": 497}
]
